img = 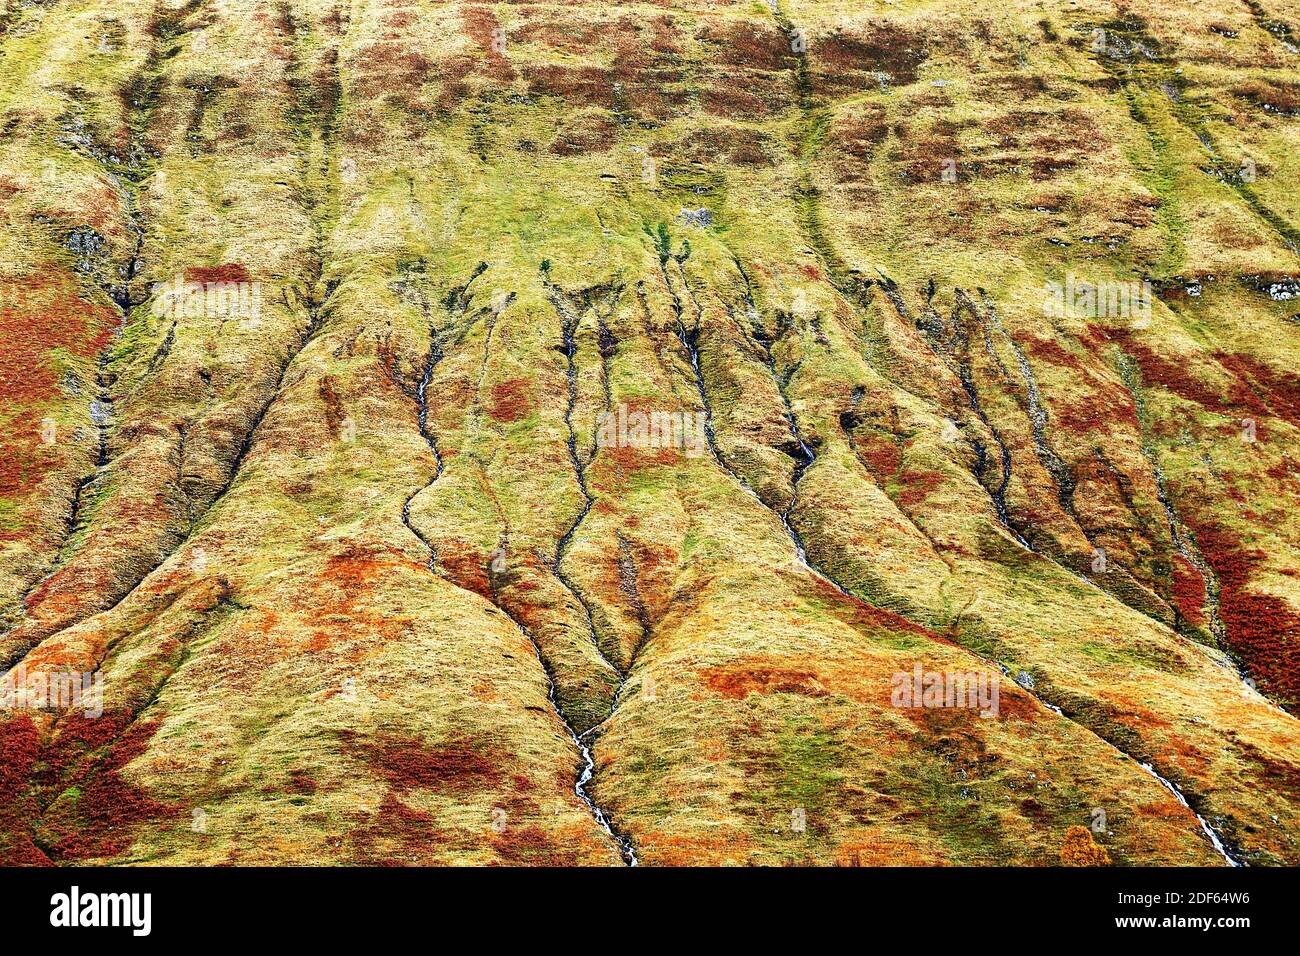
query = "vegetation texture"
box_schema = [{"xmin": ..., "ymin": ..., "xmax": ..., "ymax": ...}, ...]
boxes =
[{"xmin": 0, "ymin": 0, "xmax": 1298, "ymax": 866}]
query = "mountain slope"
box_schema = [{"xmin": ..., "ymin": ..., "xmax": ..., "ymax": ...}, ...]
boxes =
[{"xmin": 1, "ymin": 0, "xmax": 1298, "ymax": 866}]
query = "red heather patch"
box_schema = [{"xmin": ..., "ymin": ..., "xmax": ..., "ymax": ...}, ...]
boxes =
[
  {"xmin": 1190, "ymin": 520, "xmax": 1300, "ymax": 710},
  {"xmin": 994, "ymin": 691, "xmax": 1041, "ymax": 722},
  {"xmin": 1056, "ymin": 380, "xmax": 1138, "ymax": 434},
  {"xmin": 695, "ymin": 19, "xmax": 792, "ymax": 71},
  {"xmin": 26, "ymin": 714, "xmax": 178, "ymax": 862},
  {"xmin": 895, "ymin": 687, "xmax": 1039, "ymax": 726},
  {"xmin": 701, "ymin": 82, "xmax": 782, "ymax": 121},
  {"xmin": 306, "ymin": 543, "xmax": 413, "ymax": 645},
  {"xmin": 1169, "ymin": 555, "xmax": 1207, "ymax": 628},
  {"xmin": 31, "ymin": 712, "xmax": 133, "ymax": 787},
  {"xmin": 460, "ymin": 4, "xmax": 514, "ymax": 82},
  {"xmin": 0, "ymin": 718, "xmax": 40, "ymax": 800},
  {"xmin": 349, "ymin": 790, "xmax": 456, "ymax": 866},
  {"xmin": 795, "ymin": 572, "xmax": 943, "ymax": 643},
  {"xmin": 651, "ymin": 126, "xmax": 771, "ymax": 167},
  {"xmin": 1213, "ymin": 350, "xmax": 1300, "ymax": 430},
  {"xmin": 0, "ymin": 274, "xmax": 117, "ymax": 496},
  {"xmin": 895, "ymin": 468, "xmax": 946, "ymax": 510},
  {"xmin": 46, "ymin": 731, "xmax": 176, "ymax": 860},
  {"xmin": 812, "ymin": 25, "xmax": 929, "ymax": 91},
  {"xmin": 1231, "ymin": 740, "xmax": 1300, "ymax": 801},
  {"xmin": 617, "ymin": 77, "xmax": 689, "ymax": 122},
  {"xmin": 512, "ymin": 17, "xmax": 589, "ymax": 53},
  {"xmin": 1216, "ymin": 591, "xmax": 1300, "ymax": 709},
  {"xmin": 353, "ymin": 40, "xmax": 434, "ymax": 108},
  {"xmin": 351, "ymin": 732, "xmax": 504, "ymax": 795},
  {"xmin": 616, "ymin": 13, "xmax": 682, "ymax": 65},
  {"xmin": 0, "ymin": 717, "xmax": 48, "ymax": 865},
  {"xmin": 318, "ymin": 375, "xmax": 346, "ymax": 437},
  {"xmin": 492, "ymin": 824, "xmax": 584, "ymax": 866},
  {"xmin": 432, "ymin": 53, "xmax": 475, "ymax": 110},
  {"xmin": 382, "ymin": 7, "xmax": 415, "ymax": 30},
  {"xmin": 1025, "ymin": 335, "xmax": 1083, "ymax": 371},
  {"xmin": 853, "ymin": 433, "xmax": 902, "ymax": 481},
  {"xmin": 321, "ymin": 543, "xmax": 403, "ymax": 591},
  {"xmin": 1266, "ymin": 458, "xmax": 1300, "ymax": 486},
  {"xmin": 832, "ymin": 108, "xmax": 889, "ymax": 162},
  {"xmin": 1104, "ymin": 328, "xmax": 1268, "ymax": 421},
  {"xmin": 184, "ymin": 263, "xmax": 250, "ymax": 284},
  {"xmin": 287, "ymin": 770, "xmax": 318, "ymax": 795},
  {"xmin": 603, "ymin": 442, "xmax": 680, "ymax": 470},
  {"xmin": 342, "ymin": 685, "xmax": 541, "ymax": 861},
  {"xmin": 488, "ymin": 377, "xmax": 535, "ymax": 422},
  {"xmin": 522, "ymin": 64, "xmax": 616, "ymax": 110},
  {"xmin": 630, "ymin": 538, "xmax": 677, "ymax": 580},
  {"xmin": 437, "ymin": 541, "xmax": 494, "ymax": 599},
  {"xmin": 700, "ymin": 664, "xmax": 829, "ymax": 700},
  {"xmin": 1233, "ymin": 79, "xmax": 1300, "ymax": 115},
  {"xmin": 549, "ymin": 110, "xmax": 619, "ymax": 155}
]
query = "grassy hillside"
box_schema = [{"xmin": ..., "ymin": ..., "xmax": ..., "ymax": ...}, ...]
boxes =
[{"xmin": 1, "ymin": 0, "xmax": 1298, "ymax": 866}]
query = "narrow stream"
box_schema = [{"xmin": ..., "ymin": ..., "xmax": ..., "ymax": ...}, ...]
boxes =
[
  {"xmin": 956, "ymin": 368, "xmax": 1031, "ymax": 549},
  {"xmin": 665, "ymin": 257, "xmax": 859, "ymax": 605},
  {"xmin": 548, "ymin": 295, "xmax": 628, "ymax": 680},
  {"xmin": 552, "ymin": 300, "xmax": 594, "ymax": 568},
  {"xmin": 905, "ymin": 290, "xmax": 1031, "ymax": 551},
  {"xmin": 64, "ymin": 351, "xmax": 117, "ymax": 541},
  {"xmin": 397, "ymin": 265, "xmax": 485, "ymax": 571},
  {"xmin": 512, "ymin": 608, "xmax": 638, "ymax": 866},
  {"xmin": 401, "ymin": 350, "xmax": 442, "ymax": 574},
  {"xmin": 1117, "ymin": 351, "xmax": 1232, "ymax": 649},
  {"xmin": 752, "ymin": 326, "xmax": 816, "ymax": 567},
  {"xmin": 762, "ymin": 7, "xmax": 1252, "ymax": 868},
  {"xmin": 432, "ymin": 287, "xmax": 637, "ymax": 867},
  {"xmin": 1138, "ymin": 762, "xmax": 1242, "ymax": 866},
  {"xmin": 992, "ymin": 307, "xmax": 1079, "ymax": 519},
  {"xmin": 1152, "ymin": 461, "xmax": 1227, "ymax": 643},
  {"xmin": 549, "ymin": 293, "xmax": 638, "ymax": 866},
  {"xmin": 990, "ymin": 664, "xmax": 1242, "ymax": 866}
]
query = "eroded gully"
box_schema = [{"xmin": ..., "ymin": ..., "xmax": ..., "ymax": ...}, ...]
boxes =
[
  {"xmin": 401, "ymin": 274, "xmax": 637, "ymax": 866},
  {"xmin": 761, "ymin": 6, "xmax": 1243, "ymax": 863},
  {"xmin": 547, "ymin": 281, "xmax": 638, "ymax": 866}
]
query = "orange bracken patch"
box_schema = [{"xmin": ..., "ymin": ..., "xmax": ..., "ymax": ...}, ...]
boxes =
[
  {"xmin": 700, "ymin": 663, "xmax": 829, "ymax": 700},
  {"xmin": 487, "ymin": 377, "xmax": 535, "ymax": 423}
]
